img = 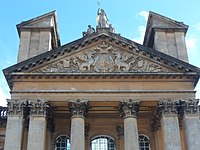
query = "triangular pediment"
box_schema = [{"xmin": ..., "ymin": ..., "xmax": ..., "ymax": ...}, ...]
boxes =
[
  {"xmin": 4, "ymin": 31, "xmax": 199, "ymax": 77},
  {"xmin": 30, "ymin": 41, "xmax": 175, "ymax": 73}
]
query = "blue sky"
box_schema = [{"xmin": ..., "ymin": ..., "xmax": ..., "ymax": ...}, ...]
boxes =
[{"xmin": 0, "ymin": 0, "xmax": 200, "ymax": 106}]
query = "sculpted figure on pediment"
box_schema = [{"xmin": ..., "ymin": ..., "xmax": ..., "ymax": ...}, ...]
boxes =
[
  {"xmin": 74, "ymin": 50, "xmax": 96, "ymax": 71},
  {"xmin": 33, "ymin": 42, "xmax": 170, "ymax": 73},
  {"xmin": 113, "ymin": 50, "xmax": 134, "ymax": 72}
]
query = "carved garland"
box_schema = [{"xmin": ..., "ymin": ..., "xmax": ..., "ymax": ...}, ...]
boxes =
[{"xmin": 34, "ymin": 42, "xmax": 169, "ymax": 73}]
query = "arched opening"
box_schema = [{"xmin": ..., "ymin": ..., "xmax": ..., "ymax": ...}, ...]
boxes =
[
  {"xmin": 55, "ymin": 135, "xmax": 70, "ymax": 150},
  {"xmin": 139, "ymin": 134, "xmax": 151, "ymax": 150},
  {"xmin": 90, "ymin": 135, "xmax": 116, "ymax": 150}
]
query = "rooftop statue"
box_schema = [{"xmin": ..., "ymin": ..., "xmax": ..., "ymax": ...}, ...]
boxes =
[
  {"xmin": 82, "ymin": 25, "xmax": 95, "ymax": 36},
  {"xmin": 96, "ymin": 8, "xmax": 109, "ymax": 28}
]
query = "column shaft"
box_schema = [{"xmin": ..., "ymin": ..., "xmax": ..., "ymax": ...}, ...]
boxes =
[
  {"xmin": 4, "ymin": 116, "xmax": 24, "ymax": 150},
  {"xmin": 26, "ymin": 99, "xmax": 49, "ymax": 150},
  {"xmin": 181, "ymin": 100, "xmax": 200, "ymax": 150},
  {"xmin": 184, "ymin": 116, "xmax": 200, "ymax": 149},
  {"xmin": 69, "ymin": 100, "xmax": 88, "ymax": 150},
  {"xmin": 27, "ymin": 116, "xmax": 47, "ymax": 150},
  {"xmin": 119, "ymin": 100, "xmax": 140, "ymax": 150},
  {"xmin": 124, "ymin": 117, "xmax": 139, "ymax": 150},
  {"xmin": 71, "ymin": 117, "xmax": 85, "ymax": 150},
  {"xmin": 161, "ymin": 116, "xmax": 182, "ymax": 150},
  {"xmin": 159, "ymin": 100, "xmax": 182, "ymax": 150},
  {"xmin": 4, "ymin": 100, "xmax": 24, "ymax": 150}
]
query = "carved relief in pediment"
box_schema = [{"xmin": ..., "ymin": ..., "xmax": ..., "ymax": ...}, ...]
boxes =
[{"xmin": 33, "ymin": 42, "xmax": 172, "ymax": 73}]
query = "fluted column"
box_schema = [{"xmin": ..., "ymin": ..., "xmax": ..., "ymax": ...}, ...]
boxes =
[
  {"xmin": 159, "ymin": 100, "xmax": 182, "ymax": 150},
  {"xmin": 4, "ymin": 100, "xmax": 24, "ymax": 150},
  {"xmin": 119, "ymin": 100, "xmax": 140, "ymax": 150},
  {"xmin": 181, "ymin": 99, "xmax": 200, "ymax": 150},
  {"xmin": 27, "ymin": 99, "xmax": 49, "ymax": 150},
  {"xmin": 69, "ymin": 100, "xmax": 88, "ymax": 150}
]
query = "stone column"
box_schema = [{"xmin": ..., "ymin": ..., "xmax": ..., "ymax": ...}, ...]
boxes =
[
  {"xmin": 27, "ymin": 99, "xmax": 49, "ymax": 150},
  {"xmin": 181, "ymin": 100, "xmax": 200, "ymax": 150},
  {"xmin": 69, "ymin": 100, "xmax": 88, "ymax": 150},
  {"xmin": 159, "ymin": 100, "xmax": 182, "ymax": 150},
  {"xmin": 4, "ymin": 100, "xmax": 24, "ymax": 150},
  {"xmin": 119, "ymin": 100, "xmax": 140, "ymax": 150}
]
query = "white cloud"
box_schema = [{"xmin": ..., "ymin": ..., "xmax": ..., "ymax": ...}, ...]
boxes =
[
  {"xmin": 132, "ymin": 11, "xmax": 149, "ymax": 44},
  {"xmin": 194, "ymin": 22, "xmax": 200, "ymax": 33},
  {"xmin": 132, "ymin": 25, "xmax": 146, "ymax": 44},
  {"xmin": 0, "ymin": 86, "xmax": 9, "ymax": 106},
  {"xmin": 186, "ymin": 37, "xmax": 197, "ymax": 50},
  {"xmin": 138, "ymin": 11, "xmax": 149, "ymax": 21},
  {"xmin": 0, "ymin": 78, "xmax": 10, "ymax": 106}
]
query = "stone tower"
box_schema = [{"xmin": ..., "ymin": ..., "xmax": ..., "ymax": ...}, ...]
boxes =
[
  {"xmin": 144, "ymin": 11, "xmax": 189, "ymax": 62},
  {"xmin": 16, "ymin": 11, "xmax": 60, "ymax": 63}
]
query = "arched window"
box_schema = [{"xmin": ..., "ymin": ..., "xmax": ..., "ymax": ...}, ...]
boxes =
[
  {"xmin": 90, "ymin": 135, "xmax": 116, "ymax": 150},
  {"xmin": 55, "ymin": 135, "xmax": 70, "ymax": 150},
  {"xmin": 139, "ymin": 134, "xmax": 151, "ymax": 150}
]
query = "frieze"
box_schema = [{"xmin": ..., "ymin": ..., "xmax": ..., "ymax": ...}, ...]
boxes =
[{"xmin": 34, "ymin": 42, "xmax": 171, "ymax": 73}]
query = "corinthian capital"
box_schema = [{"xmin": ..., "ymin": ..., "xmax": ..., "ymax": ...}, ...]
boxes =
[
  {"xmin": 7, "ymin": 99, "xmax": 24, "ymax": 116},
  {"xmin": 179, "ymin": 99, "xmax": 199, "ymax": 115},
  {"xmin": 119, "ymin": 99, "xmax": 140, "ymax": 118},
  {"xmin": 158, "ymin": 99, "xmax": 179, "ymax": 116},
  {"xmin": 68, "ymin": 99, "xmax": 88, "ymax": 118},
  {"xmin": 29, "ymin": 99, "xmax": 49, "ymax": 116}
]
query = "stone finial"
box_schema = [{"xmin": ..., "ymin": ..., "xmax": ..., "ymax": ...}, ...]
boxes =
[
  {"xmin": 119, "ymin": 99, "xmax": 140, "ymax": 118},
  {"xmin": 68, "ymin": 100, "xmax": 88, "ymax": 118},
  {"xmin": 7, "ymin": 99, "xmax": 24, "ymax": 116},
  {"xmin": 29, "ymin": 99, "xmax": 49, "ymax": 116}
]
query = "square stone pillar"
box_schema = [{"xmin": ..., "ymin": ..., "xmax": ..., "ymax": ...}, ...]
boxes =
[
  {"xmin": 181, "ymin": 100, "xmax": 200, "ymax": 150},
  {"xmin": 68, "ymin": 100, "xmax": 88, "ymax": 150},
  {"xmin": 119, "ymin": 100, "xmax": 140, "ymax": 150},
  {"xmin": 4, "ymin": 100, "xmax": 24, "ymax": 150},
  {"xmin": 159, "ymin": 100, "xmax": 182, "ymax": 150},
  {"xmin": 27, "ymin": 99, "xmax": 49, "ymax": 150}
]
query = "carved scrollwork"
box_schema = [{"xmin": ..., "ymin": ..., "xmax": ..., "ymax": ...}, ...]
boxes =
[
  {"xmin": 151, "ymin": 99, "xmax": 179, "ymax": 132},
  {"xmin": 116, "ymin": 125, "xmax": 124, "ymax": 137},
  {"xmin": 119, "ymin": 99, "xmax": 140, "ymax": 118},
  {"xmin": 29, "ymin": 99, "xmax": 49, "ymax": 116},
  {"xmin": 68, "ymin": 100, "xmax": 88, "ymax": 118},
  {"xmin": 34, "ymin": 42, "xmax": 170, "ymax": 73},
  {"xmin": 7, "ymin": 99, "xmax": 24, "ymax": 116}
]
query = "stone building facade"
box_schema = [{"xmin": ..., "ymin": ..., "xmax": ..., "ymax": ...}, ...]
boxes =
[{"xmin": 1, "ymin": 10, "xmax": 200, "ymax": 150}]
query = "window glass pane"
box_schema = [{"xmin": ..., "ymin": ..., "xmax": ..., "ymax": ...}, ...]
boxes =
[
  {"xmin": 90, "ymin": 135, "xmax": 116, "ymax": 150},
  {"xmin": 139, "ymin": 134, "xmax": 151, "ymax": 150},
  {"xmin": 55, "ymin": 135, "xmax": 70, "ymax": 150}
]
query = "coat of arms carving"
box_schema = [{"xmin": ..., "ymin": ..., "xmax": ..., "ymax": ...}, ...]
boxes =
[{"xmin": 34, "ymin": 42, "xmax": 171, "ymax": 73}]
